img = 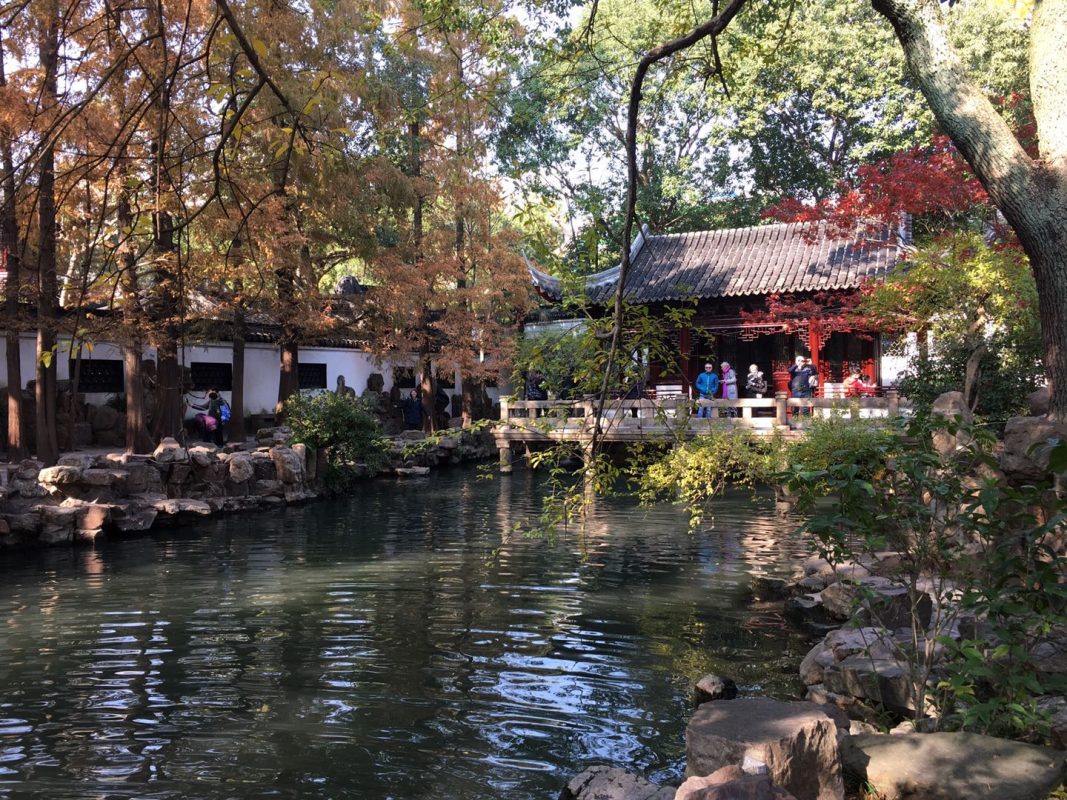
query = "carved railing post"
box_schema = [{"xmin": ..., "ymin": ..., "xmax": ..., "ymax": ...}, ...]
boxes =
[{"xmin": 775, "ymin": 391, "xmax": 788, "ymax": 427}]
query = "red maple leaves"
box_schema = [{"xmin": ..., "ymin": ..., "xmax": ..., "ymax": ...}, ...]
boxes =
[{"xmin": 764, "ymin": 135, "xmax": 989, "ymax": 239}]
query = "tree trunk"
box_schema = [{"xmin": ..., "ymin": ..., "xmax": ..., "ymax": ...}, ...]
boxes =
[
  {"xmin": 420, "ymin": 359, "xmax": 435, "ymax": 433},
  {"xmin": 1, "ymin": 32, "xmax": 24, "ymax": 459},
  {"xmin": 35, "ymin": 4, "xmax": 61, "ymax": 465},
  {"xmin": 124, "ymin": 346, "xmax": 152, "ymax": 453},
  {"xmin": 231, "ymin": 319, "xmax": 246, "ymax": 440},
  {"xmin": 871, "ymin": 0, "xmax": 1067, "ymax": 419},
  {"xmin": 148, "ymin": 0, "xmax": 182, "ymax": 443},
  {"xmin": 276, "ymin": 340, "xmax": 299, "ymax": 422},
  {"xmin": 118, "ymin": 177, "xmax": 152, "ymax": 453}
]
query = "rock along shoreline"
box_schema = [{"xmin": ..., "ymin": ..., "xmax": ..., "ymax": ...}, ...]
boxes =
[{"xmin": 0, "ymin": 426, "xmax": 495, "ymax": 549}]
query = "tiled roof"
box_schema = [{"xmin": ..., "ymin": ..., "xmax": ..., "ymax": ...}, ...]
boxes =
[{"xmin": 529, "ymin": 220, "xmax": 906, "ymax": 304}]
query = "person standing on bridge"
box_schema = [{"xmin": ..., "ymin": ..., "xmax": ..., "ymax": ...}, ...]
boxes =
[
  {"xmin": 789, "ymin": 355, "xmax": 815, "ymax": 417},
  {"xmin": 694, "ymin": 363, "xmax": 719, "ymax": 418},
  {"xmin": 721, "ymin": 362, "xmax": 738, "ymax": 418}
]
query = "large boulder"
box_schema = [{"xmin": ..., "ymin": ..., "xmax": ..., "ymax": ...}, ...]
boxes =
[
  {"xmin": 269, "ymin": 446, "xmax": 305, "ymax": 484},
  {"xmin": 559, "ymin": 766, "xmax": 674, "ymax": 800},
  {"xmin": 694, "ymin": 674, "xmax": 739, "ymax": 706},
  {"xmin": 685, "ymin": 698, "xmax": 845, "ymax": 800},
  {"xmin": 38, "ymin": 465, "xmax": 84, "ymax": 486},
  {"xmin": 227, "ymin": 454, "xmax": 255, "ymax": 484},
  {"xmin": 90, "ymin": 403, "xmax": 121, "ymax": 433},
  {"xmin": 676, "ymin": 766, "xmax": 798, "ymax": 800},
  {"xmin": 841, "ymin": 732, "xmax": 1065, "ymax": 800},
  {"xmin": 929, "ymin": 392, "xmax": 973, "ymax": 457},
  {"xmin": 999, "ymin": 415, "xmax": 1067, "ymax": 484},
  {"xmin": 818, "ymin": 577, "xmax": 932, "ymax": 629},
  {"xmin": 1028, "ymin": 386, "xmax": 1051, "ymax": 417},
  {"xmin": 38, "ymin": 505, "xmax": 78, "ymax": 545},
  {"xmin": 152, "ymin": 437, "xmax": 188, "ymax": 464}
]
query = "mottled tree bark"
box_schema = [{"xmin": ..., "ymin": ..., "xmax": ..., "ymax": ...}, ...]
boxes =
[
  {"xmin": 872, "ymin": 0, "xmax": 1067, "ymax": 419},
  {"xmin": 1, "ymin": 31, "xmax": 24, "ymax": 459},
  {"xmin": 230, "ymin": 317, "xmax": 246, "ymax": 440},
  {"xmin": 35, "ymin": 2, "xmax": 60, "ymax": 465}
]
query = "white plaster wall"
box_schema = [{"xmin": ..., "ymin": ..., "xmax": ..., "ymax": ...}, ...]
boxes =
[{"xmin": 1, "ymin": 331, "xmax": 499, "ymax": 418}]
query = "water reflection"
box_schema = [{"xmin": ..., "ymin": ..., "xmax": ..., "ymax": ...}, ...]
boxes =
[{"xmin": 0, "ymin": 468, "xmax": 812, "ymax": 799}]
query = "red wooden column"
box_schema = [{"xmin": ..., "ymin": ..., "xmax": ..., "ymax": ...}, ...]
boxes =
[{"xmin": 802, "ymin": 320, "xmax": 819, "ymax": 375}]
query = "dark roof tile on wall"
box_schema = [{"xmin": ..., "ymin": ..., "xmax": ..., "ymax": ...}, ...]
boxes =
[{"xmin": 528, "ymin": 220, "xmax": 904, "ymax": 304}]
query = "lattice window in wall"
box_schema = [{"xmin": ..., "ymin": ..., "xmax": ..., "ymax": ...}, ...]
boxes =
[
  {"xmin": 190, "ymin": 362, "xmax": 233, "ymax": 391},
  {"xmin": 77, "ymin": 359, "xmax": 124, "ymax": 393},
  {"xmin": 298, "ymin": 363, "xmax": 328, "ymax": 390}
]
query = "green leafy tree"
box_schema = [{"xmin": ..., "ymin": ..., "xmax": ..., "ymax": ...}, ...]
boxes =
[{"xmin": 862, "ymin": 232, "xmax": 1042, "ymax": 420}]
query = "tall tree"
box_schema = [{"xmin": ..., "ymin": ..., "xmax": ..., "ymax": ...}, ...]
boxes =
[
  {"xmin": 869, "ymin": 0, "xmax": 1067, "ymax": 419},
  {"xmin": 1, "ymin": 28, "xmax": 25, "ymax": 459},
  {"xmin": 34, "ymin": 0, "xmax": 61, "ymax": 465}
]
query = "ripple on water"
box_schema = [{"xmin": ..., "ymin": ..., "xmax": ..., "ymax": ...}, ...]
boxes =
[{"xmin": 0, "ymin": 473, "xmax": 811, "ymax": 799}]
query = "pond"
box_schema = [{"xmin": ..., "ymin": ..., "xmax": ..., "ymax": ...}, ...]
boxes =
[{"xmin": 0, "ymin": 467, "xmax": 813, "ymax": 799}]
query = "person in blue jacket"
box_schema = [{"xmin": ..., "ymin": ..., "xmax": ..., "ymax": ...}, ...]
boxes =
[{"xmin": 694, "ymin": 362, "xmax": 720, "ymax": 418}]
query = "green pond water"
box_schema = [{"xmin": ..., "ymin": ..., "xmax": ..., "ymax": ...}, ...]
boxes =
[{"xmin": 0, "ymin": 467, "xmax": 813, "ymax": 799}]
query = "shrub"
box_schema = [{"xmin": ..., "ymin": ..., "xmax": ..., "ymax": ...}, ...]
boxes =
[
  {"xmin": 638, "ymin": 428, "xmax": 784, "ymax": 528},
  {"xmin": 785, "ymin": 415, "xmax": 1066, "ymax": 738},
  {"xmin": 787, "ymin": 415, "xmax": 900, "ymax": 484},
  {"xmin": 285, "ymin": 392, "xmax": 388, "ymax": 478}
]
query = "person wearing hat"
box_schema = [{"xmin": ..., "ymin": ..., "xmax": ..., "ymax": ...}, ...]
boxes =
[
  {"xmin": 694, "ymin": 362, "xmax": 719, "ymax": 418},
  {"xmin": 721, "ymin": 361, "xmax": 738, "ymax": 417}
]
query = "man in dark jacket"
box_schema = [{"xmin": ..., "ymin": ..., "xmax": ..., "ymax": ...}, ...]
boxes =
[{"xmin": 788, "ymin": 356, "xmax": 815, "ymax": 417}]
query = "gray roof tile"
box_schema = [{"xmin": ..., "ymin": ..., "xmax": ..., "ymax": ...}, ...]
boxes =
[{"xmin": 528, "ymin": 220, "xmax": 903, "ymax": 304}]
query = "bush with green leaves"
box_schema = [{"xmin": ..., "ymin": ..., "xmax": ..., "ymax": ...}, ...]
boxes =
[
  {"xmin": 285, "ymin": 392, "xmax": 388, "ymax": 479},
  {"xmin": 638, "ymin": 428, "xmax": 785, "ymax": 528},
  {"xmin": 784, "ymin": 416, "xmax": 1066, "ymax": 740},
  {"xmin": 787, "ymin": 415, "xmax": 900, "ymax": 482}
]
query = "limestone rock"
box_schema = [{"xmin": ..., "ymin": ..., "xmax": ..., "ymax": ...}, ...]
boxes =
[
  {"xmin": 396, "ymin": 466, "xmax": 430, "ymax": 477},
  {"xmin": 152, "ymin": 498, "xmax": 212, "ymax": 516},
  {"xmin": 676, "ymin": 766, "xmax": 798, "ymax": 800},
  {"xmin": 11, "ymin": 478, "xmax": 48, "ymax": 498},
  {"xmin": 109, "ymin": 503, "xmax": 158, "ymax": 533},
  {"xmin": 685, "ymin": 698, "xmax": 845, "ymax": 800},
  {"xmin": 818, "ymin": 577, "xmax": 931, "ymax": 629},
  {"xmin": 69, "ymin": 501, "xmax": 111, "ymax": 531},
  {"xmin": 999, "ymin": 415, "xmax": 1067, "ymax": 484},
  {"xmin": 16, "ymin": 459, "xmax": 43, "ymax": 480},
  {"xmin": 694, "ymin": 674, "xmax": 738, "ymax": 705},
  {"xmin": 90, "ymin": 403, "xmax": 122, "ymax": 433},
  {"xmin": 559, "ymin": 766, "xmax": 674, "ymax": 800},
  {"xmin": 38, "ymin": 505, "xmax": 78, "ymax": 545},
  {"xmin": 840, "ymin": 732, "xmax": 1065, "ymax": 800},
  {"xmin": 38, "ymin": 465, "xmax": 84, "ymax": 486},
  {"xmin": 256, "ymin": 426, "xmax": 291, "ymax": 447},
  {"xmin": 251, "ymin": 452, "xmax": 276, "ymax": 480},
  {"xmin": 784, "ymin": 595, "xmax": 835, "ymax": 632},
  {"xmin": 188, "ymin": 445, "xmax": 216, "ymax": 467},
  {"xmin": 57, "ymin": 454, "xmax": 96, "ymax": 469},
  {"xmin": 82, "ymin": 468, "xmax": 127, "ymax": 490},
  {"xmin": 227, "ymin": 454, "xmax": 255, "ymax": 484},
  {"xmin": 750, "ymin": 576, "xmax": 790, "ymax": 600},
  {"xmin": 255, "ymin": 479, "xmax": 285, "ymax": 497},
  {"xmin": 168, "ymin": 463, "xmax": 192, "ymax": 485},
  {"xmin": 1049, "ymin": 701, "xmax": 1067, "ymax": 750},
  {"xmin": 929, "ymin": 392, "xmax": 973, "ymax": 457},
  {"xmin": 269, "ymin": 446, "xmax": 305, "ymax": 484},
  {"xmin": 152, "ymin": 438, "xmax": 188, "ymax": 463},
  {"xmin": 822, "ymin": 656, "xmax": 916, "ymax": 714},
  {"xmin": 1028, "ymin": 386, "xmax": 1051, "ymax": 417}
]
